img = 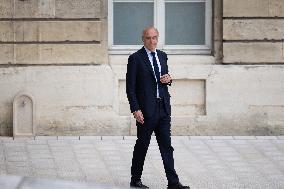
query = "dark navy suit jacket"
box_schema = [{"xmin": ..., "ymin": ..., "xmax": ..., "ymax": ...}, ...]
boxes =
[{"xmin": 126, "ymin": 47, "xmax": 171, "ymax": 118}]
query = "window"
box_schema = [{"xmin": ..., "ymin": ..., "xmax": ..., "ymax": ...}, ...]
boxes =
[{"xmin": 108, "ymin": 0, "xmax": 212, "ymax": 54}]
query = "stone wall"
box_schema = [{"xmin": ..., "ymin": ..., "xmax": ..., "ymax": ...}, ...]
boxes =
[
  {"xmin": 0, "ymin": 0, "xmax": 283, "ymax": 136},
  {"xmin": 223, "ymin": 0, "xmax": 284, "ymax": 64},
  {"xmin": 0, "ymin": 0, "xmax": 107, "ymax": 65},
  {"xmin": 0, "ymin": 0, "xmax": 110, "ymax": 135}
]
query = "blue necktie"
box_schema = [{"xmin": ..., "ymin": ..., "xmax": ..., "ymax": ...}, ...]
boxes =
[{"xmin": 151, "ymin": 52, "xmax": 163, "ymax": 98}]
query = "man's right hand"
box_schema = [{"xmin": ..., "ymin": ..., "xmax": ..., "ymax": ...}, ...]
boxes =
[{"xmin": 133, "ymin": 110, "xmax": 144, "ymax": 124}]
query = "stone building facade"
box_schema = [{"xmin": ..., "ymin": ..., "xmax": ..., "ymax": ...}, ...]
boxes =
[{"xmin": 0, "ymin": 0, "xmax": 283, "ymax": 136}]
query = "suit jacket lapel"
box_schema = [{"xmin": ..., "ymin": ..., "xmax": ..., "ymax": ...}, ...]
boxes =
[
  {"xmin": 140, "ymin": 47, "xmax": 156, "ymax": 80},
  {"xmin": 157, "ymin": 50, "xmax": 166, "ymax": 75}
]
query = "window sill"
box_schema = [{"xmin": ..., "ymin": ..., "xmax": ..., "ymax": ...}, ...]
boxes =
[{"xmin": 108, "ymin": 48, "xmax": 212, "ymax": 55}]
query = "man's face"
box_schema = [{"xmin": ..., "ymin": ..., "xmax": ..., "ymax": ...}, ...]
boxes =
[{"xmin": 142, "ymin": 28, "xmax": 158, "ymax": 52}]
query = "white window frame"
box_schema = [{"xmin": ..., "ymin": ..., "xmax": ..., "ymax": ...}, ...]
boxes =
[{"xmin": 108, "ymin": 0, "xmax": 212, "ymax": 55}]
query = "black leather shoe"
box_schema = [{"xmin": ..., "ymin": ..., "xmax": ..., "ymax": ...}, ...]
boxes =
[
  {"xmin": 130, "ymin": 180, "xmax": 149, "ymax": 188},
  {"xmin": 167, "ymin": 182, "xmax": 190, "ymax": 189}
]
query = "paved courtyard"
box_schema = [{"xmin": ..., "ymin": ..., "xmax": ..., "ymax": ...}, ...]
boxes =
[{"xmin": 0, "ymin": 136, "xmax": 284, "ymax": 189}]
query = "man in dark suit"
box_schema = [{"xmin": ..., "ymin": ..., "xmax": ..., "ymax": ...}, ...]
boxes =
[{"xmin": 126, "ymin": 27, "xmax": 190, "ymax": 189}]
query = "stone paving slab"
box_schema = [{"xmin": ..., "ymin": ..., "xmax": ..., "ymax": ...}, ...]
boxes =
[
  {"xmin": 0, "ymin": 136, "xmax": 284, "ymax": 189},
  {"xmin": 0, "ymin": 175, "xmax": 123, "ymax": 189}
]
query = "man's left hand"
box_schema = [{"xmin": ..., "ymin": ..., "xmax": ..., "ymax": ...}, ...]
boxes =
[{"xmin": 160, "ymin": 74, "xmax": 172, "ymax": 84}]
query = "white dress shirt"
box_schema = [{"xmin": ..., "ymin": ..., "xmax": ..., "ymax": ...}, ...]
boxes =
[{"xmin": 144, "ymin": 46, "xmax": 161, "ymax": 98}]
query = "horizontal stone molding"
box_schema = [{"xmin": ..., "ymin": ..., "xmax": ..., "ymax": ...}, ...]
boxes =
[
  {"xmin": 223, "ymin": 42, "xmax": 284, "ymax": 63},
  {"xmin": 0, "ymin": 44, "xmax": 107, "ymax": 64},
  {"xmin": 223, "ymin": 19, "xmax": 284, "ymax": 40},
  {"xmin": 55, "ymin": 0, "xmax": 101, "ymax": 19},
  {"xmin": 0, "ymin": 0, "xmax": 101, "ymax": 18},
  {"xmin": 224, "ymin": 0, "xmax": 284, "ymax": 17}
]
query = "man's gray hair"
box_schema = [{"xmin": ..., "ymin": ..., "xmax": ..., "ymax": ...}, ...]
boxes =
[{"xmin": 142, "ymin": 26, "xmax": 159, "ymax": 38}]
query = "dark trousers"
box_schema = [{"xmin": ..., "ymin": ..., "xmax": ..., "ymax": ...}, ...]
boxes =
[{"xmin": 131, "ymin": 99, "xmax": 179, "ymax": 185}]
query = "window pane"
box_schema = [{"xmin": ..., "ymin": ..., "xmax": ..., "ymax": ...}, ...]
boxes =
[
  {"xmin": 113, "ymin": 2, "xmax": 154, "ymax": 45},
  {"xmin": 165, "ymin": 2, "xmax": 205, "ymax": 45}
]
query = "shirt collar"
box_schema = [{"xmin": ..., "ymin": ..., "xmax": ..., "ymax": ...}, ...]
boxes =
[{"xmin": 144, "ymin": 46, "xmax": 157, "ymax": 55}]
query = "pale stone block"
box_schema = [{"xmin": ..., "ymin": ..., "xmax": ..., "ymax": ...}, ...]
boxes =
[
  {"xmin": 15, "ymin": 21, "xmax": 101, "ymax": 42},
  {"xmin": 0, "ymin": 0, "xmax": 13, "ymax": 18},
  {"xmin": 38, "ymin": 0, "xmax": 56, "ymax": 17},
  {"xmin": 55, "ymin": 0, "xmax": 101, "ymax": 18},
  {"xmin": 171, "ymin": 117, "xmax": 189, "ymax": 135},
  {"xmin": 14, "ymin": 0, "xmax": 55, "ymax": 18},
  {"xmin": 224, "ymin": 20, "xmax": 284, "ymax": 40},
  {"xmin": 39, "ymin": 21, "xmax": 101, "ymax": 41},
  {"xmin": 118, "ymin": 80, "xmax": 128, "ymax": 116},
  {"xmin": 223, "ymin": 0, "xmax": 269, "ymax": 17},
  {"xmin": 40, "ymin": 44, "xmax": 106, "ymax": 64},
  {"xmin": 14, "ymin": 44, "xmax": 39, "ymax": 64},
  {"xmin": 224, "ymin": 0, "xmax": 284, "ymax": 17},
  {"xmin": 14, "ymin": 44, "xmax": 106, "ymax": 64},
  {"xmin": 0, "ymin": 22, "xmax": 13, "ymax": 42},
  {"xmin": 269, "ymin": 0, "xmax": 284, "ymax": 17},
  {"xmin": 14, "ymin": 22, "xmax": 39, "ymax": 42},
  {"xmin": 223, "ymin": 42, "xmax": 284, "ymax": 63},
  {"xmin": 169, "ymin": 79, "xmax": 206, "ymax": 116},
  {"xmin": 0, "ymin": 44, "xmax": 13, "ymax": 64}
]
